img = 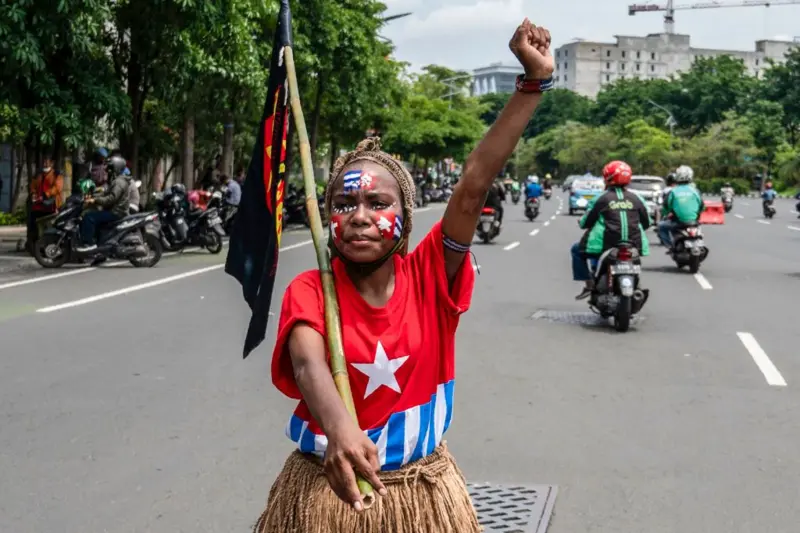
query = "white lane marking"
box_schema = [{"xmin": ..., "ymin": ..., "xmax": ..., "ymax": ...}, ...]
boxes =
[
  {"xmin": 36, "ymin": 239, "xmax": 314, "ymax": 313},
  {"xmin": 544, "ymin": 221, "xmax": 550, "ymax": 227},
  {"xmin": 788, "ymin": 226, "xmax": 800, "ymax": 232},
  {"xmin": 503, "ymin": 241, "xmax": 520, "ymax": 251},
  {"xmin": 0, "ymin": 268, "xmax": 96, "ymax": 290},
  {"xmin": 736, "ymin": 332, "xmax": 787, "ymax": 387},
  {"xmin": 757, "ymin": 220, "xmax": 771, "ymax": 225},
  {"xmin": 734, "ymin": 214, "xmax": 744, "ymax": 219},
  {"xmin": 550, "ymin": 215, "xmax": 556, "ymax": 220},
  {"xmin": 693, "ymin": 273, "xmax": 713, "ymax": 290},
  {"xmin": 529, "ymin": 229, "xmax": 540, "ymax": 236}
]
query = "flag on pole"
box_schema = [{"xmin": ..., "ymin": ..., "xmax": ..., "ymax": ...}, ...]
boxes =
[{"xmin": 225, "ymin": 0, "xmax": 292, "ymax": 359}]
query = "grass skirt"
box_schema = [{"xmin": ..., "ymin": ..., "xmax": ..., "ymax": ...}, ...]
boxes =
[{"xmin": 253, "ymin": 442, "xmax": 481, "ymax": 533}]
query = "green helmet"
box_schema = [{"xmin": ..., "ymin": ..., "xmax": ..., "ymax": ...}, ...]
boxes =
[{"xmin": 78, "ymin": 178, "xmax": 96, "ymax": 195}]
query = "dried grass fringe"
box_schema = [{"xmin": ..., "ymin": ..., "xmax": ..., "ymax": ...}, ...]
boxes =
[{"xmin": 253, "ymin": 442, "xmax": 481, "ymax": 533}]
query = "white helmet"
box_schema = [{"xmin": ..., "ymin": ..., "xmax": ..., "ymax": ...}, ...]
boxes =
[
  {"xmin": 531, "ymin": 175, "xmax": 539, "ymax": 184},
  {"xmin": 675, "ymin": 165, "xmax": 694, "ymax": 184}
]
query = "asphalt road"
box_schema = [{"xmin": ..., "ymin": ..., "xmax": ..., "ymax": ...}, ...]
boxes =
[{"xmin": 1, "ymin": 196, "xmax": 799, "ymax": 532}]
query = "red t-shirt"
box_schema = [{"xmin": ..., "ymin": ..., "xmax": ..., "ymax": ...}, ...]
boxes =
[{"xmin": 272, "ymin": 221, "xmax": 474, "ymax": 470}]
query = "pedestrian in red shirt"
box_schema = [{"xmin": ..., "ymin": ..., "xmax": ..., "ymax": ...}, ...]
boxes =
[{"xmin": 256, "ymin": 18, "xmax": 554, "ymax": 533}]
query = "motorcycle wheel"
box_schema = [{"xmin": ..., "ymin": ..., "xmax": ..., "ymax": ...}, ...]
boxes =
[
  {"xmin": 482, "ymin": 232, "xmax": 491, "ymax": 244},
  {"xmin": 688, "ymin": 255, "xmax": 701, "ymax": 274},
  {"xmin": 130, "ymin": 232, "xmax": 163, "ymax": 268},
  {"xmin": 33, "ymin": 234, "xmax": 69, "ymax": 268},
  {"xmin": 205, "ymin": 231, "xmax": 223, "ymax": 254},
  {"xmin": 615, "ymin": 296, "xmax": 632, "ymax": 332}
]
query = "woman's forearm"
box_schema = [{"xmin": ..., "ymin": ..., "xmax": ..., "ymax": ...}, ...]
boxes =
[
  {"xmin": 294, "ymin": 356, "xmax": 355, "ymax": 438},
  {"xmin": 460, "ymin": 91, "xmax": 542, "ymax": 197}
]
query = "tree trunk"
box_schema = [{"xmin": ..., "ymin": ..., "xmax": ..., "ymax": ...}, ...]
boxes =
[
  {"xmin": 221, "ymin": 107, "xmax": 235, "ymax": 179},
  {"xmin": 328, "ymin": 137, "xmax": 338, "ymax": 176},
  {"xmin": 181, "ymin": 110, "xmax": 195, "ymax": 189},
  {"xmin": 309, "ymin": 73, "xmax": 325, "ymax": 165},
  {"xmin": 11, "ymin": 144, "xmax": 24, "ymax": 212}
]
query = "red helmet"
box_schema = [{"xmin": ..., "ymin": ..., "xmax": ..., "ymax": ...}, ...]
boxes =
[{"xmin": 602, "ymin": 161, "xmax": 633, "ymax": 187}]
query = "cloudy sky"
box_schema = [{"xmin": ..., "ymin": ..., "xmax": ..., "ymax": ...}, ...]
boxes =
[{"xmin": 380, "ymin": 0, "xmax": 799, "ymax": 71}]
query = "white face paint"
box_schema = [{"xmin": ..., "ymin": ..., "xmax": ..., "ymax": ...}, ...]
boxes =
[{"xmin": 42, "ymin": 167, "xmax": 51, "ymax": 172}]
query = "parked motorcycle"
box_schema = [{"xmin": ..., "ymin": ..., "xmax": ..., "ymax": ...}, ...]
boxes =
[
  {"xmin": 721, "ymin": 193, "xmax": 733, "ymax": 213},
  {"xmin": 154, "ymin": 188, "xmax": 225, "ymax": 254},
  {"xmin": 763, "ymin": 199, "xmax": 776, "ymax": 219},
  {"xmin": 524, "ymin": 197, "xmax": 540, "ymax": 221},
  {"xmin": 511, "ymin": 189, "xmax": 521, "ymax": 204},
  {"xmin": 587, "ymin": 242, "xmax": 649, "ymax": 333},
  {"xmin": 668, "ymin": 222, "xmax": 709, "ymax": 274},
  {"xmin": 543, "ymin": 188, "xmax": 553, "ymax": 200},
  {"xmin": 283, "ymin": 184, "xmax": 326, "ymax": 227},
  {"xmin": 33, "ymin": 194, "xmax": 162, "ymax": 269},
  {"xmin": 475, "ymin": 207, "xmax": 501, "ymax": 244}
]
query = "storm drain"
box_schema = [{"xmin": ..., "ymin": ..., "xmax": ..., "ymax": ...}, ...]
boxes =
[
  {"xmin": 468, "ymin": 483, "xmax": 558, "ymax": 533},
  {"xmin": 530, "ymin": 309, "xmax": 645, "ymax": 328}
]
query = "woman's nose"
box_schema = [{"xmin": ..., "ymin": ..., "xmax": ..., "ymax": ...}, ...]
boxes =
[{"xmin": 350, "ymin": 202, "xmax": 371, "ymax": 225}]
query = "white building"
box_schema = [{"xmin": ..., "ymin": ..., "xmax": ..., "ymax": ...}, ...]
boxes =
[
  {"xmin": 554, "ymin": 33, "xmax": 797, "ymax": 98},
  {"xmin": 471, "ymin": 62, "xmax": 525, "ymax": 97}
]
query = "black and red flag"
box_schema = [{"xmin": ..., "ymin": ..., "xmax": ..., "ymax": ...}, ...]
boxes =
[{"xmin": 225, "ymin": 0, "xmax": 292, "ymax": 358}]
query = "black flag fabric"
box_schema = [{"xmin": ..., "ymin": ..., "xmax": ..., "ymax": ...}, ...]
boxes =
[{"xmin": 225, "ymin": 0, "xmax": 292, "ymax": 359}]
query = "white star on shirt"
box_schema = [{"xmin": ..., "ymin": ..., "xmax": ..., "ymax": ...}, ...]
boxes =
[
  {"xmin": 351, "ymin": 341, "xmax": 409, "ymax": 399},
  {"xmin": 377, "ymin": 216, "xmax": 392, "ymax": 232}
]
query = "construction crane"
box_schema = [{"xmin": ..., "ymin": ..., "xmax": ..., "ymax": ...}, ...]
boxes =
[{"xmin": 629, "ymin": 0, "xmax": 800, "ymax": 34}]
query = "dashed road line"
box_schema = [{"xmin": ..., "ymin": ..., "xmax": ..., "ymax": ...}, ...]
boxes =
[
  {"xmin": 35, "ymin": 239, "xmax": 314, "ymax": 313},
  {"xmin": 757, "ymin": 220, "xmax": 771, "ymax": 225},
  {"xmin": 693, "ymin": 273, "xmax": 713, "ymax": 290},
  {"xmin": 544, "ymin": 221, "xmax": 550, "ymax": 227},
  {"xmin": 550, "ymin": 215, "xmax": 556, "ymax": 220},
  {"xmin": 734, "ymin": 214, "xmax": 744, "ymax": 219},
  {"xmin": 788, "ymin": 226, "xmax": 800, "ymax": 232},
  {"xmin": 503, "ymin": 241, "xmax": 520, "ymax": 251},
  {"xmin": 736, "ymin": 332, "xmax": 787, "ymax": 387},
  {"xmin": 529, "ymin": 229, "xmax": 540, "ymax": 237}
]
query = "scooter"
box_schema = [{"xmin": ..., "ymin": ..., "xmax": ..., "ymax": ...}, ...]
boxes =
[
  {"xmin": 668, "ymin": 222, "xmax": 709, "ymax": 274},
  {"xmin": 475, "ymin": 207, "xmax": 501, "ymax": 244},
  {"xmin": 524, "ymin": 197, "xmax": 540, "ymax": 221},
  {"xmin": 763, "ymin": 199, "xmax": 776, "ymax": 219},
  {"xmin": 586, "ymin": 242, "xmax": 649, "ymax": 333},
  {"xmin": 33, "ymin": 195, "xmax": 162, "ymax": 269},
  {"xmin": 543, "ymin": 188, "xmax": 553, "ymax": 200}
]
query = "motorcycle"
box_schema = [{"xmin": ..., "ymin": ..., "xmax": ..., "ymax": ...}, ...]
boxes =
[
  {"xmin": 33, "ymin": 194, "xmax": 162, "ymax": 269},
  {"xmin": 668, "ymin": 222, "xmax": 709, "ymax": 274},
  {"xmin": 475, "ymin": 207, "xmax": 501, "ymax": 244},
  {"xmin": 721, "ymin": 193, "xmax": 733, "ymax": 213},
  {"xmin": 763, "ymin": 199, "xmax": 776, "ymax": 219},
  {"xmin": 283, "ymin": 184, "xmax": 326, "ymax": 227},
  {"xmin": 206, "ymin": 187, "xmax": 238, "ymax": 235},
  {"xmin": 154, "ymin": 189, "xmax": 225, "ymax": 254},
  {"xmin": 511, "ymin": 189, "xmax": 521, "ymax": 205},
  {"xmin": 524, "ymin": 196, "xmax": 540, "ymax": 221},
  {"xmin": 587, "ymin": 243, "xmax": 649, "ymax": 333},
  {"xmin": 543, "ymin": 188, "xmax": 553, "ymax": 200}
]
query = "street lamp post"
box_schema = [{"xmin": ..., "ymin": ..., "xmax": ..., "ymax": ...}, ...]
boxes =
[{"xmin": 647, "ymin": 99, "xmax": 677, "ymax": 141}]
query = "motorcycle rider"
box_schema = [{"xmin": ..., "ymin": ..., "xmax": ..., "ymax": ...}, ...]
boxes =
[
  {"xmin": 720, "ymin": 182, "xmax": 735, "ymax": 199},
  {"xmin": 571, "ymin": 161, "xmax": 651, "ymax": 300},
  {"xmin": 77, "ymin": 154, "xmax": 132, "ymax": 253},
  {"xmin": 543, "ymin": 173, "xmax": 553, "ymax": 191},
  {"xmin": 525, "ymin": 175, "xmax": 542, "ymax": 201},
  {"xmin": 658, "ymin": 165, "xmax": 704, "ymax": 250},
  {"xmin": 762, "ymin": 181, "xmax": 777, "ymax": 202},
  {"xmin": 483, "ymin": 178, "xmax": 505, "ymax": 225}
]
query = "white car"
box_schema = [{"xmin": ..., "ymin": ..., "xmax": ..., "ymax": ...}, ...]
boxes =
[{"xmin": 629, "ymin": 175, "xmax": 666, "ymax": 220}]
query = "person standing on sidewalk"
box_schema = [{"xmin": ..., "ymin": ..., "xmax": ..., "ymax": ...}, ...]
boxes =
[{"xmin": 27, "ymin": 156, "xmax": 64, "ymax": 253}]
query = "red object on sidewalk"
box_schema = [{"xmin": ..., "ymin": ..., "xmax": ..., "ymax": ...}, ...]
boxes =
[{"xmin": 699, "ymin": 201, "xmax": 725, "ymax": 224}]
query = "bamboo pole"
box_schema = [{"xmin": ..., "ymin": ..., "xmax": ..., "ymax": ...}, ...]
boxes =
[{"xmin": 283, "ymin": 46, "xmax": 376, "ymax": 509}]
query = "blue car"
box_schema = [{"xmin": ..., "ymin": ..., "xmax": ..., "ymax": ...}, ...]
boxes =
[{"xmin": 569, "ymin": 177, "xmax": 604, "ymax": 215}]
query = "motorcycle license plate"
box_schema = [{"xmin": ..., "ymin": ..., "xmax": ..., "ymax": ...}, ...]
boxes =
[
  {"xmin": 209, "ymin": 216, "xmax": 222, "ymax": 226},
  {"xmin": 684, "ymin": 240, "xmax": 704, "ymax": 248},
  {"xmin": 611, "ymin": 263, "xmax": 640, "ymax": 275},
  {"xmin": 480, "ymin": 216, "xmax": 494, "ymax": 222}
]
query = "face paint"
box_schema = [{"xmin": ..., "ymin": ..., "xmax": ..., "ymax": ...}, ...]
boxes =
[
  {"xmin": 343, "ymin": 170, "xmax": 362, "ymax": 193},
  {"xmin": 330, "ymin": 214, "xmax": 344, "ymax": 243},
  {"xmin": 374, "ymin": 212, "xmax": 403, "ymax": 242}
]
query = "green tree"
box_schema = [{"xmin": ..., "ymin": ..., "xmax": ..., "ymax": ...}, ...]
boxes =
[
  {"xmin": 745, "ymin": 99, "xmax": 786, "ymax": 176},
  {"xmin": 762, "ymin": 48, "xmax": 800, "ymax": 145},
  {"xmin": 525, "ymin": 88, "xmax": 594, "ymax": 138}
]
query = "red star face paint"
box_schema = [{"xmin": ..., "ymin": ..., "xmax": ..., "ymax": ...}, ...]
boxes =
[
  {"xmin": 330, "ymin": 214, "xmax": 344, "ymax": 243},
  {"xmin": 373, "ymin": 212, "xmax": 403, "ymax": 242}
]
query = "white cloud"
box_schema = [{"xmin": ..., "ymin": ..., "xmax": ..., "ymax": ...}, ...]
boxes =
[{"xmin": 397, "ymin": 0, "xmax": 525, "ymax": 40}]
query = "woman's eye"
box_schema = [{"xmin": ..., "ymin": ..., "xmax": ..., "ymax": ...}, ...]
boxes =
[{"xmin": 331, "ymin": 204, "xmax": 356, "ymax": 214}]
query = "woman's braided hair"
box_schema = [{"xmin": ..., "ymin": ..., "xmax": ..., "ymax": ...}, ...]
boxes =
[{"xmin": 325, "ymin": 137, "xmax": 416, "ymax": 246}]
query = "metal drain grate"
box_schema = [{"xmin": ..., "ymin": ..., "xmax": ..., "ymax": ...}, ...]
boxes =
[
  {"xmin": 468, "ymin": 483, "xmax": 558, "ymax": 533},
  {"xmin": 530, "ymin": 309, "xmax": 645, "ymax": 327}
]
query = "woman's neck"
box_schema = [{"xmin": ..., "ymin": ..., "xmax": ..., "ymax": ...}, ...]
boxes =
[{"xmin": 345, "ymin": 258, "xmax": 396, "ymax": 308}]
